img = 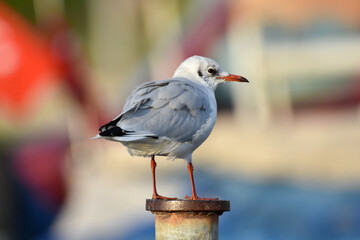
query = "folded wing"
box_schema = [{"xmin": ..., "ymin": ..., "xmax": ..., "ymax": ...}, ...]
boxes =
[{"xmin": 99, "ymin": 78, "xmax": 212, "ymax": 143}]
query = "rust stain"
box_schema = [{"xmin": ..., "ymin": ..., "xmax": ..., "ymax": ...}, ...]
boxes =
[{"xmin": 148, "ymin": 199, "xmax": 229, "ymax": 239}]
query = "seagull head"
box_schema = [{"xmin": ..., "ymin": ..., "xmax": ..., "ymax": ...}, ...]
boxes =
[{"xmin": 173, "ymin": 55, "xmax": 248, "ymax": 91}]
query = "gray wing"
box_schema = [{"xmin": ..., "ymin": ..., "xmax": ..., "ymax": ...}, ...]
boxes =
[{"xmin": 116, "ymin": 78, "xmax": 212, "ymax": 142}]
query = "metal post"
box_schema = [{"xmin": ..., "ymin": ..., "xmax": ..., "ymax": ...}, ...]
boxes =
[{"xmin": 146, "ymin": 199, "xmax": 230, "ymax": 240}]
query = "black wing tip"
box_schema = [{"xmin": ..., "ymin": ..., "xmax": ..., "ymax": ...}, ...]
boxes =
[
  {"xmin": 99, "ymin": 115, "xmax": 123, "ymax": 132},
  {"xmin": 98, "ymin": 117, "xmax": 124, "ymax": 137},
  {"xmin": 99, "ymin": 126, "xmax": 124, "ymax": 137}
]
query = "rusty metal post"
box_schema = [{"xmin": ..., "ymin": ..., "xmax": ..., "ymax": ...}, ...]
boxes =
[{"xmin": 146, "ymin": 199, "xmax": 230, "ymax": 240}]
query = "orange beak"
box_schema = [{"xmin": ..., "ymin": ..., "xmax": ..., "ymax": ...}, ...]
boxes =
[{"xmin": 220, "ymin": 74, "xmax": 249, "ymax": 83}]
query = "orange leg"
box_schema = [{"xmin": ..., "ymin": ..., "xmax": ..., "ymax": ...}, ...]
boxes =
[
  {"xmin": 184, "ymin": 162, "xmax": 218, "ymax": 200},
  {"xmin": 151, "ymin": 156, "xmax": 177, "ymax": 200}
]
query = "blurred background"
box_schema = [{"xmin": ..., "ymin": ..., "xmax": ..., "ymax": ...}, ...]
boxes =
[{"xmin": 0, "ymin": 0, "xmax": 360, "ymax": 239}]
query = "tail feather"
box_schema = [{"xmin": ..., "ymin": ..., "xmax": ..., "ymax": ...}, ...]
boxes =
[{"xmin": 90, "ymin": 134, "xmax": 102, "ymax": 139}]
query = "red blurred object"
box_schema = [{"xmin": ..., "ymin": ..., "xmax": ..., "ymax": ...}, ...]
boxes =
[
  {"xmin": 0, "ymin": 2, "xmax": 59, "ymax": 117},
  {"xmin": 0, "ymin": 3, "xmax": 103, "ymax": 126}
]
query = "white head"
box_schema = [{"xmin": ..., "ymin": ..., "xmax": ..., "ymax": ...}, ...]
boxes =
[{"xmin": 173, "ymin": 55, "xmax": 248, "ymax": 91}]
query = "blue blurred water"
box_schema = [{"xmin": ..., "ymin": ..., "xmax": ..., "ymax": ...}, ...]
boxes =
[{"xmin": 122, "ymin": 170, "xmax": 360, "ymax": 240}]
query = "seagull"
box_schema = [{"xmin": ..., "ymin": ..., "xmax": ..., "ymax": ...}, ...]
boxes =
[{"xmin": 93, "ymin": 55, "xmax": 248, "ymax": 200}]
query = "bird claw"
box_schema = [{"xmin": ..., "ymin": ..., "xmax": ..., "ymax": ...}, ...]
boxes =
[
  {"xmin": 184, "ymin": 195, "xmax": 218, "ymax": 201},
  {"xmin": 152, "ymin": 194, "xmax": 177, "ymax": 200}
]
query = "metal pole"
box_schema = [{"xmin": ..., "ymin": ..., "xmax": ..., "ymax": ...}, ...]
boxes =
[{"xmin": 146, "ymin": 199, "xmax": 230, "ymax": 240}]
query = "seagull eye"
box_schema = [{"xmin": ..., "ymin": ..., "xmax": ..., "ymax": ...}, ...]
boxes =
[{"xmin": 207, "ymin": 67, "xmax": 216, "ymax": 75}]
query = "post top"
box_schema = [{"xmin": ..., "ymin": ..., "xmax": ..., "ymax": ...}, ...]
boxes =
[{"xmin": 146, "ymin": 199, "xmax": 230, "ymax": 213}]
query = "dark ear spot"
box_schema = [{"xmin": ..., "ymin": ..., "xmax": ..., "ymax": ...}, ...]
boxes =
[{"xmin": 198, "ymin": 70, "xmax": 203, "ymax": 77}]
